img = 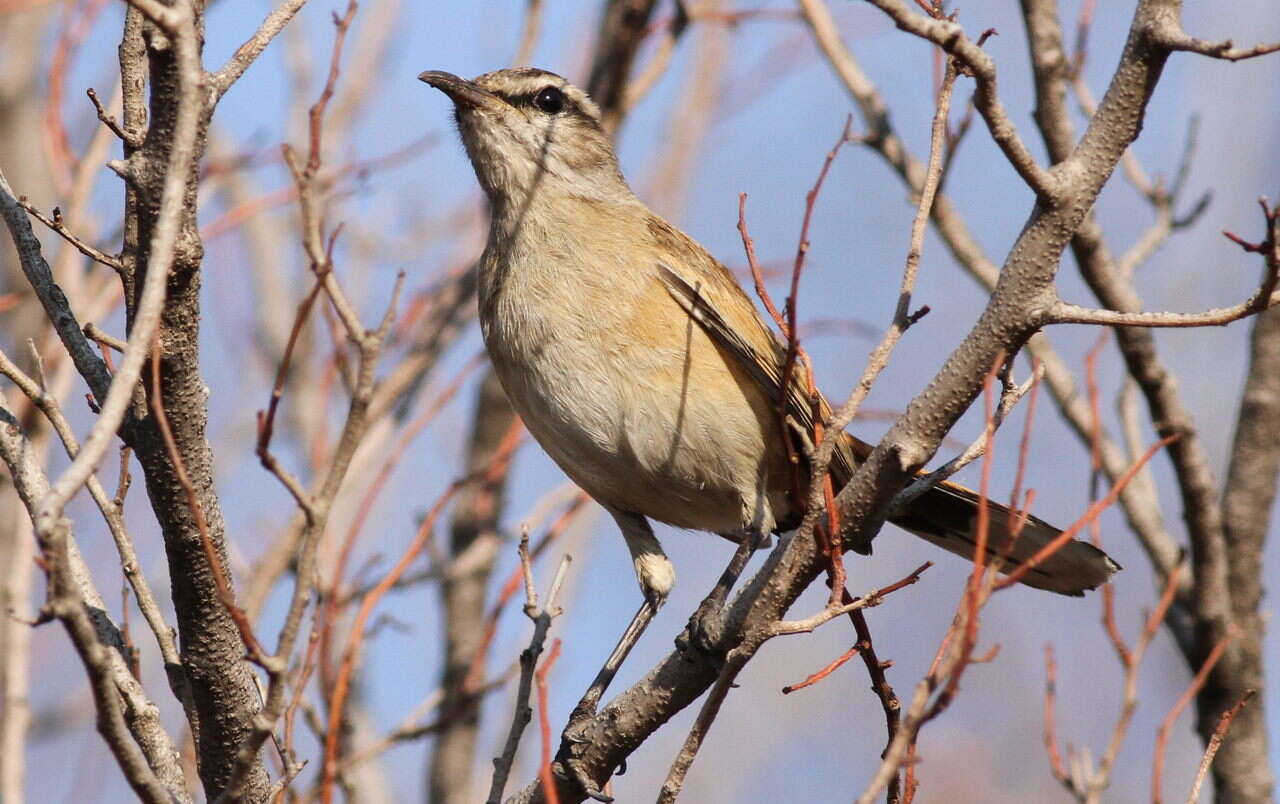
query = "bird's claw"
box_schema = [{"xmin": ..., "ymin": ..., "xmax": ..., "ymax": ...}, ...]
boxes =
[
  {"xmin": 564, "ymin": 757, "xmax": 614, "ymax": 802},
  {"xmin": 675, "ymin": 597, "xmax": 724, "ymax": 656}
]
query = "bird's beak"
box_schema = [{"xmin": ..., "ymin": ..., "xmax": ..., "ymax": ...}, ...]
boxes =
[{"xmin": 418, "ymin": 70, "xmax": 505, "ymax": 112}]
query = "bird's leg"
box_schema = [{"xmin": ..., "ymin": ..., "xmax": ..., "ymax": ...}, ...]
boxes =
[
  {"xmin": 677, "ymin": 528, "xmax": 763, "ymax": 654},
  {"xmin": 568, "ymin": 511, "xmax": 672, "ymax": 728},
  {"xmin": 569, "ymin": 597, "xmax": 659, "ymax": 726}
]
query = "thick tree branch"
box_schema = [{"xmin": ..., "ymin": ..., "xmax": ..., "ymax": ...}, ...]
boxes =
[
  {"xmin": 502, "ymin": 4, "xmax": 1227, "ymax": 800},
  {"xmin": 1018, "ymin": 3, "xmax": 1277, "ymax": 800}
]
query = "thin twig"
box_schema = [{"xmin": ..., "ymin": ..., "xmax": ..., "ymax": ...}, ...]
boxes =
[
  {"xmin": 486, "ymin": 542, "xmax": 572, "ymax": 804},
  {"xmin": 12, "ymin": 198, "xmax": 122, "ymax": 271},
  {"xmin": 1151, "ymin": 628, "xmax": 1238, "ymax": 804},
  {"xmin": 535, "ymin": 639, "xmax": 564, "ymax": 804},
  {"xmin": 1186, "ymin": 691, "xmax": 1255, "ymax": 803}
]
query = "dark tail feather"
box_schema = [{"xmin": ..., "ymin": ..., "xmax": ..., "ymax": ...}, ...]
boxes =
[{"xmin": 889, "ymin": 481, "xmax": 1120, "ymax": 596}]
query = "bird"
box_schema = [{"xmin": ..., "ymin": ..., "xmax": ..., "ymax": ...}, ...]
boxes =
[{"xmin": 419, "ymin": 66, "xmax": 1119, "ymax": 716}]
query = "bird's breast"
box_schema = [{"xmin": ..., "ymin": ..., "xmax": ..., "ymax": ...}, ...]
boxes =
[{"xmin": 477, "ymin": 235, "xmax": 783, "ymax": 534}]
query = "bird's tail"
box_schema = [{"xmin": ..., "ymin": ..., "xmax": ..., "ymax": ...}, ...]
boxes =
[
  {"xmin": 890, "ymin": 480, "xmax": 1119, "ymax": 596},
  {"xmin": 830, "ymin": 432, "xmax": 1119, "ymax": 596}
]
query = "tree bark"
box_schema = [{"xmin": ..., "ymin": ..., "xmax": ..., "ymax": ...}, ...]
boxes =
[{"xmin": 116, "ymin": 6, "xmax": 270, "ymax": 799}]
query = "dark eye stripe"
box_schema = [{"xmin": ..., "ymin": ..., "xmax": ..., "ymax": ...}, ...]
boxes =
[
  {"xmin": 501, "ymin": 91, "xmax": 565, "ymax": 109},
  {"xmin": 489, "ymin": 86, "xmax": 602, "ymax": 129}
]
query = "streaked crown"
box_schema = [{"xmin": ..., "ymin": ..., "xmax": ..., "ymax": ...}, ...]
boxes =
[{"xmin": 420, "ymin": 68, "xmax": 633, "ymax": 209}]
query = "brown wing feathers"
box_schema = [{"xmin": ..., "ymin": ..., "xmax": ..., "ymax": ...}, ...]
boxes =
[{"xmin": 656, "ymin": 260, "xmax": 1118, "ymax": 595}]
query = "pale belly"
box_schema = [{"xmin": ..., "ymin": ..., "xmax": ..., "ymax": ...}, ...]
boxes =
[{"xmin": 484, "ymin": 303, "xmax": 784, "ymax": 536}]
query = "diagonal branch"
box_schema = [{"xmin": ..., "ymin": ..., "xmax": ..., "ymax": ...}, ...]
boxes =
[
  {"xmin": 0, "ymin": 171, "xmax": 114, "ymax": 405},
  {"xmin": 864, "ymin": 0, "xmax": 1057, "ymax": 198},
  {"xmin": 207, "ymin": 0, "xmax": 310, "ymax": 100}
]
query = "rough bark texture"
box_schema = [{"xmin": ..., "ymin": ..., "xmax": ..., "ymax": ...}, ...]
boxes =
[
  {"xmin": 1215, "ymin": 304, "xmax": 1280, "ymax": 802},
  {"xmin": 428, "ymin": 369, "xmax": 517, "ymax": 804},
  {"xmin": 116, "ymin": 6, "xmax": 270, "ymax": 799}
]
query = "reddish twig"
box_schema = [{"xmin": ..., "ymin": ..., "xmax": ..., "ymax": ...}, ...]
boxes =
[
  {"xmin": 256, "ymin": 266, "xmax": 329, "ymax": 466},
  {"xmin": 1186, "ymin": 691, "xmax": 1255, "ymax": 803},
  {"xmin": 1083, "ymin": 332, "xmax": 1134, "ymax": 670},
  {"xmin": 148, "ymin": 339, "xmax": 266, "ymax": 660},
  {"xmin": 781, "ymin": 643, "xmax": 863, "ymax": 694},
  {"xmin": 781, "ymin": 560, "xmax": 930, "ymax": 694},
  {"xmin": 918, "ymin": 358, "xmax": 1006, "ymax": 732},
  {"xmin": 997, "ymin": 360, "xmax": 1042, "ymax": 550},
  {"xmin": 319, "ymin": 426, "xmax": 522, "ymax": 802},
  {"xmin": 307, "ymin": 0, "xmax": 359, "ymax": 176},
  {"xmin": 44, "ymin": 0, "xmax": 110, "ymax": 194},
  {"xmin": 1151, "ymin": 628, "xmax": 1238, "ymax": 803},
  {"xmin": 275, "ymin": 619, "xmax": 322, "ymax": 804},
  {"xmin": 1083, "ymin": 330, "xmax": 1109, "ymax": 526},
  {"xmin": 995, "ymin": 434, "xmax": 1178, "ymax": 591},
  {"xmin": 779, "ymin": 117, "xmax": 852, "ymax": 417},
  {"xmin": 1042, "ymin": 644, "xmax": 1069, "ymax": 785},
  {"xmin": 535, "ymin": 639, "xmax": 563, "ymax": 804},
  {"xmin": 1046, "ymin": 565, "xmax": 1185, "ymax": 800},
  {"xmin": 1007, "ymin": 358, "xmax": 1040, "ymax": 520},
  {"xmin": 317, "ymin": 352, "xmax": 489, "ymax": 676},
  {"xmin": 739, "ymin": 193, "xmax": 786, "ymax": 334},
  {"xmin": 739, "ymin": 121, "xmax": 854, "ymax": 603}
]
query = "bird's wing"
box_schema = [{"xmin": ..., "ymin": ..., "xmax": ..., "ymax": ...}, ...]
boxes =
[
  {"xmin": 655, "ymin": 257, "xmax": 1118, "ymax": 592},
  {"xmin": 652, "ymin": 256, "xmax": 862, "ymax": 491}
]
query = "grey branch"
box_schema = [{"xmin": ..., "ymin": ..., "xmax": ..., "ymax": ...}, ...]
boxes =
[
  {"xmin": 487, "ymin": 542, "xmax": 570, "ymax": 804},
  {"xmin": 207, "ymin": 0, "xmax": 310, "ymax": 100},
  {"xmin": 0, "ymin": 171, "xmax": 114, "ymax": 405},
  {"xmin": 864, "ymin": 0, "xmax": 1057, "ymax": 198},
  {"xmin": 0, "ymin": 394, "xmax": 189, "ymax": 803}
]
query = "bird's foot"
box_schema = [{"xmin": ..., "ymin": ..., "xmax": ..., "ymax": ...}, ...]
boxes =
[
  {"xmin": 564, "ymin": 757, "xmax": 614, "ymax": 803},
  {"xmin": 675, "ymin": 596, "xmax": 725, "ymax": 656},
  {"xmin": 564, "ymin": 700, "xmax": 598, "ymax": 745}
]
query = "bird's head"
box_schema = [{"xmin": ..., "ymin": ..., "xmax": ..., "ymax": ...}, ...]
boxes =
[{"xmin": 419, "ymin": 68, "xmax": 631, "ymax": 210}]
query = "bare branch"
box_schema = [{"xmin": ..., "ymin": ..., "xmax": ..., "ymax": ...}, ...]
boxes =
[
  {"xmin": 863, "ymin": 0, "xmax": 1057, "ymax": 198},
  {"xmin": 39, "ymin": 0, "xmax": 201, "ymax": 519},
  {"xmin": 1048, "ymin": 200, "xmax": 1278, "ymax": 327},
  {"xmin": 0, "ymin": 348, "xmax": 179, "ymax": 670},
  {"xmin": 1187, "ymin": 691, "xmax": 1256, "ymax": 803},
  {"xmin": 0, "ymin": 170, "xmax": 114, "ymax": 404},
  {"xmin": 0, "ymin": 394, "xmax": 188, "ymax": 803},
  {"xmin": 86, "ymin": 87, "xmax": 134, "ymax": 146},
  {"xmin": 1048, "ymin": 292, "xmax": 1278, "ymax": 328},
  {"xmin": 1151, "ymin": 30, "xmax": 1280, "ymax": 62},
  {"xmin": 488, "ymin": 540, "xmax": 571, "ymax": 804},
  {"xmin": 891, "ymin": 362, "xmax": 1043, "ymax": 515},
  {"xmin": 11, "ymin": 197, "xmax": 122, "ymax": 271},
  {"xmin": 1152, "ymin": 629, "xmax": 1237, "ymax": 803},
  {"xmin": 208, "ymin": 0, "xmax": 310, "ymax": 100}
]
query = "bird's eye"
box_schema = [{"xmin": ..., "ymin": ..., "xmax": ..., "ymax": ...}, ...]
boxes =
[{"xmin": 533, "ymin": 86, "xmax": 565, "ymax": 114}]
